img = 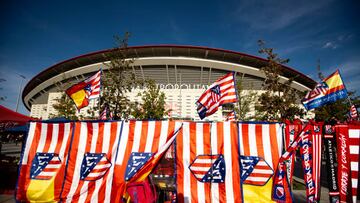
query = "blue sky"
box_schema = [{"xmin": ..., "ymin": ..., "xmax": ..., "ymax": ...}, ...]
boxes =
[{"xmin": 1, "ymin": 0, "xmax": 359, "ymax": 115}]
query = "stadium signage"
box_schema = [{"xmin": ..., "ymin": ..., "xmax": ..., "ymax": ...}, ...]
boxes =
[{"xmin": 157, "ymin": 84, "xmax": 210, "ymax": 90}]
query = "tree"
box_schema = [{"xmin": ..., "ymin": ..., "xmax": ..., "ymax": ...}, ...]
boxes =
[
  {"xmin": 94, "ymin": 32, "xmax": 144, "ymax": 119},
  {"xmin": 256, "ymin": 40, "xmax": 305, "ymax": 121},
  {"xmin": 131, "ymin": 80, "xmax": 168, "ymax": 120},
  {"xmin": 233, "ymin": 75, "xmax": 258, "ymax": 121},
  {"xmin": 49, "ymin": 93, "xmax": 79, "ymax": 120}
]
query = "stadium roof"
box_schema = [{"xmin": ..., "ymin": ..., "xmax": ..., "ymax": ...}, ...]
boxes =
[{"xmin": 23, "ymin": 45, "xmax": 317, "ymax": 110}]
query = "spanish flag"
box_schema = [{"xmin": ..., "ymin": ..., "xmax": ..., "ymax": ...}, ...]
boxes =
[
  {"xmin": 16, "ymin": 122, "xmax": 74, "ymax": 202},
  {"xmin": 302, "ymin": 70, "xmax": 348, "ymax": 110},
  {"xmin": 66, "ymin": 70, "xmax": 101, "ymax": 110}
]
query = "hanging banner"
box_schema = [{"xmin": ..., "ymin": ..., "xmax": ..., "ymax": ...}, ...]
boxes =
[
  {"xmin": 323, "ymin": 124, "xmax": 340, "ymax": 202},
  {"xmin": 284, "ymin": 120, "xmax": 302, "ymax": 186},
  {"xmin": 15, "ymin": 122, "xmax": 74, "ymax": 202},
  {"xmin": 336, "ymin": 125, "xmax": 352, "ymax": 203},
  {"xmin": 310, "ymin": 121, "xmax": 323, "ymax": 202},
  {"xmin": 347, "ymin": 124, "xmax": 360, "ymax": 203}
]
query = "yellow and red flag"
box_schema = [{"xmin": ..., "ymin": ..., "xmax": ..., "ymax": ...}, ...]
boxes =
[{"xmin": 66, "ymin": 70, "xmax": 101, "ymax": 110}]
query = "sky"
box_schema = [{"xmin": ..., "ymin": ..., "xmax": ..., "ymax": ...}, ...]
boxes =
[{"xmin": 1, "ymin": 0, "xmax": 360, "ymax": 115}]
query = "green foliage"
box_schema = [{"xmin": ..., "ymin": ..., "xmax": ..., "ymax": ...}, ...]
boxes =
[
  {"xmin": 96, "ymin": 32, "xmax": 144, "ymax": 119},
  {"xmin": 49, "ymin": 93, "xmax": 79, "ymax": 120},
  {"xmin": 233, "ymin": 77, "xmax": 258, "ymax": 121},
  {"xmin": 256, "ymin": 40, "xmax": 305, "ymax": 121},
  {"xmin": 132, "ymin": 80, "xmax": 168, "ymax": 120}
]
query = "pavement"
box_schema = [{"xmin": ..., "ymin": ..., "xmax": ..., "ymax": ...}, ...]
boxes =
[{"xmin": 0, "ymin": 188, "xmax": 331, "ymax": 203}]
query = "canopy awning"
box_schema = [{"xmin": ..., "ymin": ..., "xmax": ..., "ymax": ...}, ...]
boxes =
[{"xmin": 0, "ymin": 105, "xmax": 32, "ymax": 132}]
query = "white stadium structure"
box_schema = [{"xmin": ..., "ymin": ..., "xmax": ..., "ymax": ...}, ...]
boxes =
[{"xmin": 22, "ymin": 45, "xmax": 316, "ymax": 120}]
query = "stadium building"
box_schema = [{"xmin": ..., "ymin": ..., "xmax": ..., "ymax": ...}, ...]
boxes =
[{"xmin": 22, "ymin": 45, "xmax": 316, "ymax": 120}]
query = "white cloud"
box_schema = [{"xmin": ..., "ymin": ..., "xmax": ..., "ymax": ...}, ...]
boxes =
[{"xmin": 322, "ymin": 42, "xmax": 338, "ymax": 49}]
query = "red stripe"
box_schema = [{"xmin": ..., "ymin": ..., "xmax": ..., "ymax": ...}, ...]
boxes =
[{"xmin": 216, "ymin": 122, "xmax": 227, "ymax": 202}]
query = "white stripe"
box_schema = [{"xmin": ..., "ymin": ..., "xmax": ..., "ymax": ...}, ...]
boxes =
[
  {"xmin": 349, "ymin": 145, "xmax": 359, "ymax": 154},
  {"xmin": 36, "ymin": 123, "xmax": 48, "ymax": 152},
  {"xmin": 158, "ymin": 121, "xmax": 169, "ymax": 150},
  {"xmin": 104, "ymin": 122, "xmax": 122, "ymax": 203},
  {"xmin": 48, "ymin": 124, "xmax": 59, "ymax": 153},
  {"xmin": 87, "ymin": 171, "xmax": 107, "ymax": 178},
  {"xmin": 131, "ymin": 121, "xmax": 142, "ymax": 152},
  {"xmin": 102, "ymin": 122, "xmax": 111, "ymax": 153},
  {"xmin": 238, "ymin": 124, "xmax": 244, "ymax": 155},
  {"xmin": 94, "ymin": 164, "xmax": 112, "ymax": 169},
  {"xmin": 90, "ymin": 123, "xmax": 99, "ymax": 152},
  {"xmin": 196, "ymin": 123, "xmax": 205, "ymax": 203},
  {"xmin": 248, "ymin": 124, "xmax": 257, "ymax": 156},
  {"xmin": 262, "ymin": 124, "xmax": 273, "ymax": 168},
  {"xmin": 252, "ymin": 169, "xmax": 273, "ymax": 174},
  {"xmin": 59, "ymin": 123, "xmax": 71, "ymax": 161},
  {"xmin": 145, "ymin": 121, "xmax": 155, "ymax": 152},
  {"xmin": 190, "ymin": 166, "xmax": 211, "ymax": 172},
  {"xmin": 182, "ymin": 122, "xmax": 191, "ymax": 203},
  {"xmin": 22, "ymin": 122, "xmax": 36, "ymax": 164},
  {"xmin": 276, "ymin": 123, "xmax": 283, "ymax": 158},
  {"xmin": 38, "ymin": 171, "xmax": 56, "ymax": 176},
  {"xmin": 66, "ymin": 122, "xmax": 88, "ymax": 203},
  {"xmin": 210, "ymin": 123, "xmax": 219, "ymax": 203},
  {"xmin": 349, "ymin": 129, "xmax": 360, "ymax": 138},
  {"xmin": 45, "ymin": 164, "xmax": 61, "ymax": 169},
  {"xmin": 116, "ymin": 122, "xmax": 129, "ymax": 164},
  {"xmin": 194, "ymin": 159, "xmax": 216, "ymax": 164},
  {"xmin": 224, "ymin": 122, "xmax": 235, "ymax": 202},
  {"xmin": 351, "ymin": 179, "xmax": 358, "ymax": 188},
  {"xmin": 351, "ymin": 162, "xmax": 359, "ymax": 171},
  {"xmin": 246, "ymin": 176, "xmax": 269, "ymax": 182}
]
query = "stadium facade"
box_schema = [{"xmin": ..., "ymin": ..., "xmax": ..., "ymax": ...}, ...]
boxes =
[{"xmin": 22, "ymin": 45, "xmax": 316, "ymax": 120}]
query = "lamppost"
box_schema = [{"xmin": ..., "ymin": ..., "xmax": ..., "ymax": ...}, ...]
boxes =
[{"xmin": 15, "ymin": 74, "xmax": 26, "ymax": 112}]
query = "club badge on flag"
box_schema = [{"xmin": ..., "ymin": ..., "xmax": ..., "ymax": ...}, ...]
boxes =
[
  {"xmin": 189, "ymin": 154, "xmax": 226, "ymax": 183},
  {"xmin": 302, "ymin": 70, "xmax": 348, "ymax": 110},
  {"xmin": 125, "ymin": 152, "xmax": 153, "ymax": 181},
  {"xmin": 66, "ymin": 70, "xmax": 101, "ymax": 110},
  {"xmin": 196, "ymin": 72, "xmax": 237, "ymax": 119},
  {"xmin": 80, "ymin": 153, "xmax": 112, "ymax": 181},
  {"xmin": 30, "ymin": 153, "xmax": 61, "ymax": 180},
  {"xmin": 240, "ymin": 155, "xmax": 273, "ymax": 186}
]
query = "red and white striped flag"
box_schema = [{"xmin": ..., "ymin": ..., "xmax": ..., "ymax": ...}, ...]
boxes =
[
  {"xmin": 348, "ymin": 125, "xmax": 360, "ymax": 203},
  {"xmin": 176, "ymin": 122, "xmax": 242, "ymax": 202},
  {"xmin": 60, "ymin": 121, "xmax": 122, "ymax": 203},
  {"xmin": 111, "ymin": 121, "xmax": 182, "ymax": 203},
  {"xmin": 238, "ymin": 122, "xmax": 284, "ymax": 202},
  {"xmin": 225, "ymin": 111, "xmax": 236, "ymax": 121},
  {"xmin": 350, "ymin": 104, "xmax": 358, "ymax": 119},
  {"xmin": 84, "ymin": 70, "xmax": 101, "ymax": 99},
  {"xmin": 16, "ymin": 122, "xmax": 74, "ymax": 202},
  {"xmin": 196, "ymin": 73, "xmax": 237, "ymax": 119}
]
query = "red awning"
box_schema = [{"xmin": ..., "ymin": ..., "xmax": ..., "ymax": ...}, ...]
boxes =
[{"xmin": 0, "ymin": 105, "xmax": 32, "ymax": 131}]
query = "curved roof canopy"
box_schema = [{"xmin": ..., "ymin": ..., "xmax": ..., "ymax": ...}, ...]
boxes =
[{"xmin": 22, "ymin": 45, "xmax": 316, "ymax": 110}]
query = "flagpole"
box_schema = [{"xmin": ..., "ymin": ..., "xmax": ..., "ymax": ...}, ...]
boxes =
[{"xmin": 99, "ymin": 68, "xmax": 103, "ymax": 119}]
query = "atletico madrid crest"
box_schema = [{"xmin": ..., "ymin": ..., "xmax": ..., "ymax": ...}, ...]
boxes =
[
  {"xmin": 80, "ymin": 153, "xmax": 111, "ymax": 181},
  {"xmin": 125, "ymin": 152, "xmax": 153, "ymax": 181},
  {"xmin": 240, "ymin": 155, "xmax": 274, "ymax": 186},
  {"xmin": 189, "ymin": 154, "xmax": 226, "ymax": 183},
  {"xmin": 30, "ymin": 152, "xmax": 61, "ymax": 180}
]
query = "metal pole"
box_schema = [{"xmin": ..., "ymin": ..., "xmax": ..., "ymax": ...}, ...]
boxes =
[{"xmin": 15, "ymin": 74, "xmax": 26, "ymax": 112}]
